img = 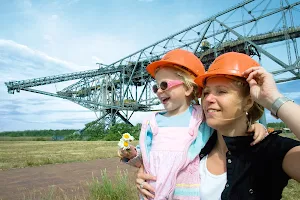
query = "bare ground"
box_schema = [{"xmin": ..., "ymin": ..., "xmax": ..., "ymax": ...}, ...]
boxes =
[{"xmin": 0, "ymin": 158, "xmax": 137, "ymax": 200}]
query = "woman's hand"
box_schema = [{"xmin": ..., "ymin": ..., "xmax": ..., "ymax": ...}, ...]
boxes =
[
  {"xmin": 136, "ymin": 164, "xmax": 156, "ymax": 199},
  {"xmin": 242, "ymin": 67, "xmax": 282, "ymax": 110}
]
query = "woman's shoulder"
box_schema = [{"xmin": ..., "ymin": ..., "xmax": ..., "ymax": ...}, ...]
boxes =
[
  {"xmin": 258, "ymin": 130, "xmax": 300, "ymax": 157},
  {"xmin": 266, "ymin": 131, "xmax": 300, "ymax": 144}
]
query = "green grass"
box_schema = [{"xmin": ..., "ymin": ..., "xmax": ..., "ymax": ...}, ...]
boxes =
[
  {"xmin": 282, "ymin": 180, "xmax": 300, "ymax": 200},
  {"xmin": 1, "ymin": 140, "xmax": 298, "ymax": 200},
  {"xmin": 88, "ymin": 169, "xmax": 138, "ymax": 200},
  {"xmin": 22, "ymin": 169, "xmax": 138, "ymax": 200},
  {"xmin": 22, "ymin": 170, "xmax": 299, "ymax": 200},
  {"xmin": 278, "ymin": 133, "xmax": 300, "ymax": 200},
  {"xmin": 22, "ymin": 185, "xmax": 88, "ymax": 200},
  {"xmin": 0, "ymin": 141, "xmax": 120, "ymax": 170},
  {"xmin": 280, "ymin": 132, "xmax": 299, "ymax": 141}
]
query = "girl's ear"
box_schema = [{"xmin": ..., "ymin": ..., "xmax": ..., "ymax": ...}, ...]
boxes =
[{"xmin": 185, "ymin": 86, "xmax": 194, "ymax": 97}]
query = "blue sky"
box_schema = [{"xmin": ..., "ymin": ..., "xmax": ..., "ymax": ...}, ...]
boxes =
[{"xmin": 0, "ymin": 0, "xmax": 300, "ymax": 131}]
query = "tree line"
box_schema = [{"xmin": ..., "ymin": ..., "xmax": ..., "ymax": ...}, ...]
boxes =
[
  {"xmin": 0, "ymin": 123, "xmax": 141, "ymax": 141},
  {"xmin": 0, "ymin": 122, "xmax": 285, "ymax": 141},
  {"xmin": 0, "ymin": 129, "xmax": 75, "ymax": 137},
  {"xmin": 64, "ymin": 122, "xmax": 141, "ymax": 141},
  {"xmin": 267, "ymin": 122, "xmax": 287, "ymax": 129}
]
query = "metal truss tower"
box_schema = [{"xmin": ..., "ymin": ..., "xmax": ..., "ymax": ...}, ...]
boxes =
[{"xmin": 5, "ymin": 0, "xmax": 300, "ymax": 127}]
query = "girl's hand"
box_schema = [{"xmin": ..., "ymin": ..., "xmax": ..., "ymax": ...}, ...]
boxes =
[
  {"xmin": 118, "ymin": 145, "xmax": 137, "ymax": 159},
  {"xmin": 247, "ymin": 123, "xmax": 268, "ymax": 146},
  {"xmin": 136, "ymin": 164, "xmax": 156, "ymax": 199}
]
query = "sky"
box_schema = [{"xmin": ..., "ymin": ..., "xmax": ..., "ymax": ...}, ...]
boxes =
[{"xmin": 0, "ymin": 0, "xmax": 300, "ymax": 131}]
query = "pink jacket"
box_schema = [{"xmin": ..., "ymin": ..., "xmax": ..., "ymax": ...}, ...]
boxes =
[{"xmin": 139, "ymin": 105, "xmax": 211, "ymax": 200}]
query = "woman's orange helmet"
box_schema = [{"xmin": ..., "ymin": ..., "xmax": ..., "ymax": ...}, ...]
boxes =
[
  {"xmin": 146, "ymin": 49, "xmax": 205, "ymax": 78},
  {"xmin": 194, "ymin": 52, "xmax": 260, "ymax": 87}
]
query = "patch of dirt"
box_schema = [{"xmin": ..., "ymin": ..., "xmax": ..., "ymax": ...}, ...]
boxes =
[{"xmin": 0, "ymin": 158, "xmax": 137, "ymax": 200}]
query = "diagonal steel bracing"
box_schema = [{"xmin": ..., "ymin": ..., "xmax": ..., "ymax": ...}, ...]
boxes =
[{"xmin": 4, "ymin": 0, "xmax": 300, "ymax": 127}]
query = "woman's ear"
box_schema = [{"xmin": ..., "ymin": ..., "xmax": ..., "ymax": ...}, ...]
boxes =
[{"xmin": 244, "ymin": 95, "xmax": 254, "ymax": 111}]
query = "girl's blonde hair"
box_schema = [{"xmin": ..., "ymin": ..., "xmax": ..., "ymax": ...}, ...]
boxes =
[{"xmin": 155, "ymin": 66, "xmax": 200, "ymax": 105}]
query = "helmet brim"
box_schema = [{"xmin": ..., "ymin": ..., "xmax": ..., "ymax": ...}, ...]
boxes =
[
  {"xmin": 146, "ymin": 60, "xmax": 186, "ymax": 78},
  {"xmin": 195, "ymin": 69, "xmax": 245, "ymax": 87}
]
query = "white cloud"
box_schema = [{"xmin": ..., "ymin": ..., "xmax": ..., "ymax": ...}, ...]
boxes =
[
  {"xmin": 130, "ymin": 111, "xmax": 153, "ymax": 125},
  {"xmin": 0, "ymin": 39, "xmax": 84, "ymax": 73},
  {"xmin": 43, "ymin": 34, "xmax": 53, "ymax": 43},
  {"xmin": 22, "ymin": 0, "xmax": 32, "ymax": 9},
  {"xmin": 47, "ymin": 34, "xmax": 138, "ymax": 67},
  {"xmin": 0, "ymin": 40, "xmax": 97, "ymax": 131},
  {"xmin": 50, "ymin": 14, "xmax": 59, "ymax": 20},
  {"xmin": 66, "ymin": 0, "xmax": 80, "ymax": 6},
  {"xmin": 91, "ymin": 56, "xmax": 104, "ymax": 64}
]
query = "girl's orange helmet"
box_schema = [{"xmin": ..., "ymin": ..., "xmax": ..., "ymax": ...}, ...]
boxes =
[
  {"xmin": 146, "ymin": 49, "xmax": 205, "ymax": 78},
  {"xmin": 195, "ymin": 52, "xmax": 260, "ymax": 87}
]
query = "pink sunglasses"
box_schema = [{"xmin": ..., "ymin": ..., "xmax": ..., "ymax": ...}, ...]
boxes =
[{"xmin": 152, "ymin": 80, "xmax": 184, "ymax": 93}]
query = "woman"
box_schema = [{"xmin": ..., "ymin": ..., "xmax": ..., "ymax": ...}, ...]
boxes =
[{"xmin": 136, "ymin": 52, "xmax": 300, "ymax": 200}]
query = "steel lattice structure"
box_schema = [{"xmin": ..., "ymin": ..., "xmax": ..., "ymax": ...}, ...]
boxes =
[{"xmin": 5, "ymin": 0, "xmax": 300, "ymax": 127}]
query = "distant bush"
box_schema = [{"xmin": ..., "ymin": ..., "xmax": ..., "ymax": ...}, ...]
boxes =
[
  {"xmin": 267, "ymin": 122, "xmax": 286, "ymax": 129},
  {"xmin": 84, "ymin": 123, "xmax": 106, "ymax": 141},
  {"xmin": 0, "ymin": 137, "xmax": 52, "ymax": 141},
  {"xmin": 0, "ymin": 129, "xmax": 76, "ymax": 137},
  {"xmin": 0, "ymin": 122, "xmax": 142, "ymax": 142},
  {"xmin": 64, "ymin": 134, "xmax": 83, "ymax": 141},
  {"xmin": 35, "ymin": 137, "xmax": 49, "ymax": 141},
  {"xmin": 63, "ymin": 122, "xmax": 142, "ymax": 141},
  {"xmin": 103, "ymin": 123, "xmax": 141, "ymax": 141}
]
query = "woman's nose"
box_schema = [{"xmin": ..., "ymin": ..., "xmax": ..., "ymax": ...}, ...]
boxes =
[{"xmin": 204, "ymin": 93, "xmax": 216, "ymax": 103}]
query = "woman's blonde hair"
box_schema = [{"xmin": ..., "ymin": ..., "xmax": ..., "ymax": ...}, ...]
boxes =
[
  {"xmin": 155, "ymin": 66, "xmax": 200, "ymax": 105},
  {"xmin": 230, "ymin": 76, "xmax": 264, "ymax": 125}
]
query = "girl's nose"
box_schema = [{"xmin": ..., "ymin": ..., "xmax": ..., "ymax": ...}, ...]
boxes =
[{"xmin": 156, "ymin": 88, "xmax": 164, "ymax": 94}]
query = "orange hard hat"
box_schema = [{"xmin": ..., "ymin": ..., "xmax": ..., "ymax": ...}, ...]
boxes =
[
  {"xmin": 194, "ymin": 52, "xmax": 260, "ymax": 87},
  {"xmin": 146, "ymin": 49, "xmax": 205, "ymax": 78}
]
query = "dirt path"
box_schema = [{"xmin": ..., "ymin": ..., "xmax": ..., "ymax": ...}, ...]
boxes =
[{"xmin": 0, "ymin": 158, "xmax": 137, "ymax": 200}]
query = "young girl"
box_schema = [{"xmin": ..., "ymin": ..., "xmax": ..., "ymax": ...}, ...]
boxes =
[{"xmin": 118, "ymin": 49, "xmax": 267, "ymax": 200}]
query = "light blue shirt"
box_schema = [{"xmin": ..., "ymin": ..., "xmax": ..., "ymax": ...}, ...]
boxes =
[
  {"xmin": 156, "ymin": 106, "xmax": 193, "ymax": 127},
  {"xmin": 150, "ymin": 106, "xmax": 213, "ymax": 160}
]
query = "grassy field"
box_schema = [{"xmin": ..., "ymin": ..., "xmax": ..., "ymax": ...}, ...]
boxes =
[
  {"xmin": 0, "ymin": 140, "xmax": 139, "ymax": 170},
  {"xmin": 22, "ymin": 169, "xmax": 139, "ymax": 200},
  {"xmin": 282, "ymin": 180, "xmax": 300, "ymax": 200},
  {"xmin": 0, "ymin": 141, "xmax": 121, "ymax": 170},
  {"xmin": 0, "ymin": 139, "xmax": 299, "ymax": 200},
  {"xmin": 21, "ymin": 173, "xmax": 300, "ymax": 200},
  {"xmin": 280, "ymin": 132, "xmax": 299, "ymax": 140},
  {"xmin": 280, "ymin": 132, "xmax": 300, "ymax": 199}
]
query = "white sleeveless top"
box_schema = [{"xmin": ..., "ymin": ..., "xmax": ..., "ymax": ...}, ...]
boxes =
[{"xmin": 199, "ymin": 155, "xmax": 227, "ymax": 200}]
